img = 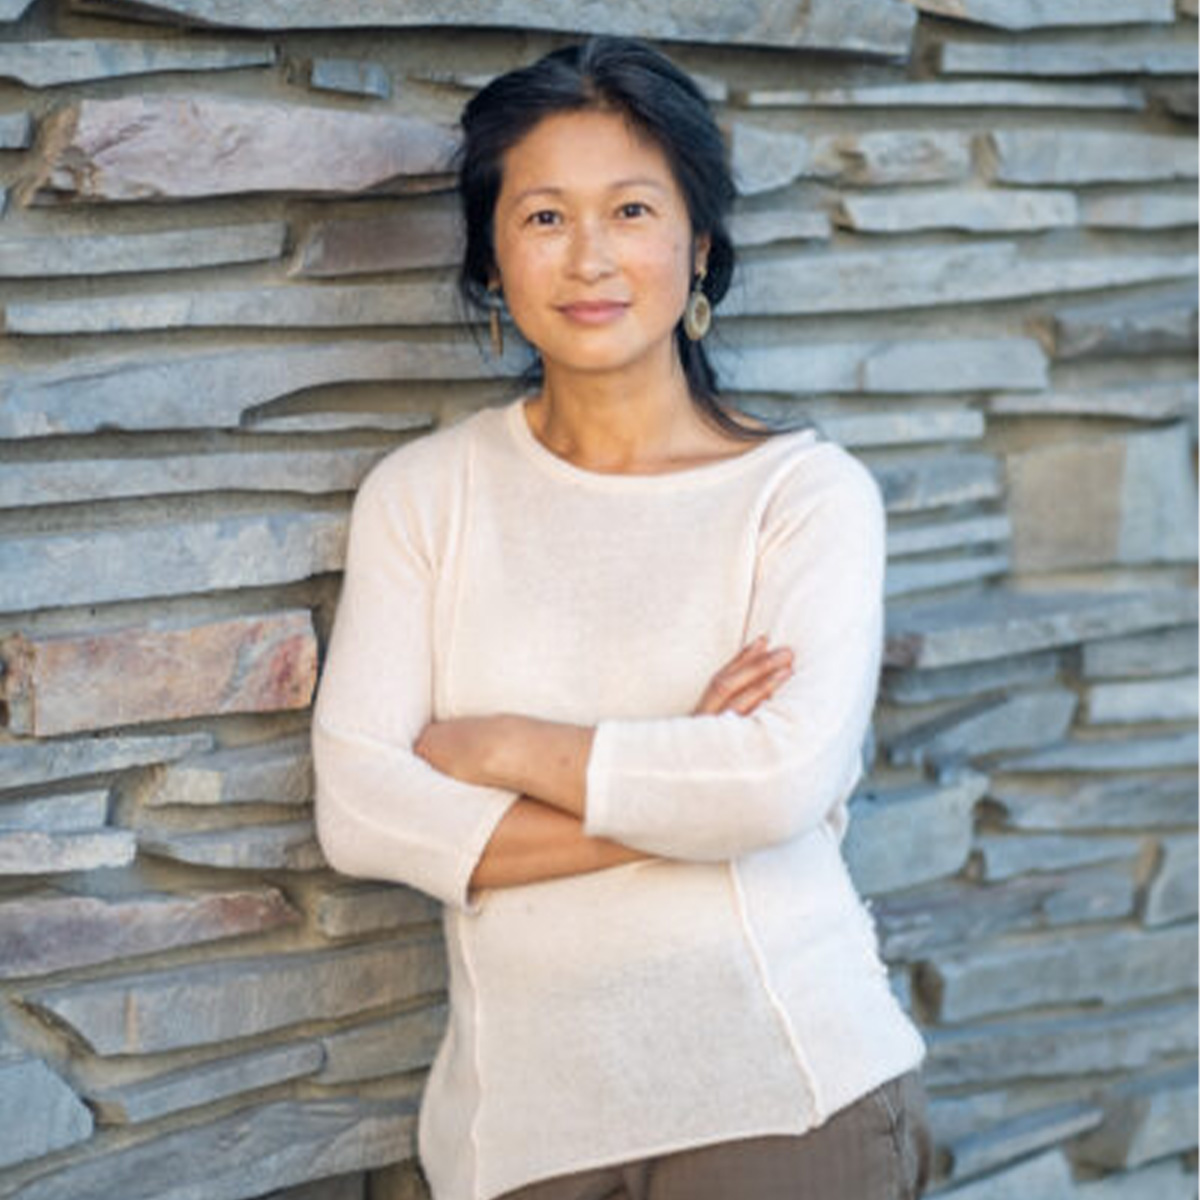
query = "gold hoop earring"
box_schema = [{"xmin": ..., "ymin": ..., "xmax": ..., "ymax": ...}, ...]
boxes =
[
  {"xmin": 487, "ymin": 283, "xmax": 504, "ymax": 357},
  {"xmin": 683, "ymin": 272, "xmax": 711, "ymax": 342}
]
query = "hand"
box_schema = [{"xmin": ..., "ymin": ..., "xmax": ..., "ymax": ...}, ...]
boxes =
[
  {"xmin": 413, "ymin": 715, "xmax": 506, "ymax": 787},
  {"xmin": 692, "ymin": 635, "xmax": 793, "ymax": 716}
]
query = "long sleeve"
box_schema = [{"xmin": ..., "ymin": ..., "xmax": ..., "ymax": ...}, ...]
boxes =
[
  {"xmin": 312, "ymin": 456, "xmax": 519, "ymax": 912},
  {"xmin": 582, "ymin": 446, "xmax": 885, "ymax": 861}
]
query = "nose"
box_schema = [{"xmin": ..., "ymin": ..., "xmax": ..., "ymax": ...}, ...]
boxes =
[{"xmin": 566, "ymin": 217, "xmax": 615, "ymax": 282}]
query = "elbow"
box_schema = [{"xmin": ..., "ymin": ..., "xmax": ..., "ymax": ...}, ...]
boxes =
[{"xmin": 740, "ymin": 749, "xmax": 864, "ymax": 851}]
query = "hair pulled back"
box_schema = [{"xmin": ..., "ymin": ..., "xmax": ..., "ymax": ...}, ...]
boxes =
[{"xmin": 456, "ymin": 36, "xmax": 772, "ymax": 441}]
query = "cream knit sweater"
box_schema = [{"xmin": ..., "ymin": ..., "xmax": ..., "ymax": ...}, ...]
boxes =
[{"xmin": 312, "ymin": 396, "xmax": 927, "ymax": 1200}]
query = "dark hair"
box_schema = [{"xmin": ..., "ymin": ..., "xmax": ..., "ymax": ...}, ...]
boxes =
[{"xmin": 455, "ymin": 36, "xmax": 778, "ymax": 442}]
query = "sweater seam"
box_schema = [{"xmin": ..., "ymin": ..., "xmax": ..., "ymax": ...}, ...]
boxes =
[{"xmin": 726, "ymin": 859, "xmax": 826, "ymax": 1123}]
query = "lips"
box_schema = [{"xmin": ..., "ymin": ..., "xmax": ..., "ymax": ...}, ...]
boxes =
[{"xmin": 557, "ymin": 301, "xmax": 630, "ymax": 324}]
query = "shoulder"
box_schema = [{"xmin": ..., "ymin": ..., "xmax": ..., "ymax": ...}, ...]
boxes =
[{"xmin": 768, "ymin": 435, "xmax": 884, "ymax": 522}]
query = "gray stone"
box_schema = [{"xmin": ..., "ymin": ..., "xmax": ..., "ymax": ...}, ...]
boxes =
[
  {"xmin": 13, "ymin": 1095, "xmax": 416, "ymax": 1200},
  {"xmin": 0, "ymin": 111, "xmax": 32, "ymax": 148},
  {"xmin": 875, "ymin": 454, "xmax": 1003, "ymax": 513},
  {"xmin": 946, "ymin": 1101, "xmax": 1102, "ymax": 1185},
  {"xmin": 727, "ymin": 207, "xmax": 831, "ymax": 246},
  {"xmin": 976, "ymin": 831, "xmax": 1145, "ymax": 880},
  {"xmin": 995, "ymin": 731, "xmax": 1198, "ymax": 773},
  {"xmin": 7, "ymin": 279, "xmax": 465, "ymax": 334},
  {"xmin": 0, "ymin": 1053, "xmax": 92, "ymax": 1169},
  {"xmin": 0, "ymin": 446, "xmax": 385, "ymax": 507},
  {"xmin": 883, "ymin": 648, "xmax": 1058, "ymax": 706},
  {"xmin": 309, "ymin": 57, "xmax": 391, "ymax": 100},
  {"xmin": 874, "ymin": 862, "xmax": 1137, "ymax": 960},
  {"xmin": 934, "ymin": 1150, "xmax": 1072, "ymax": 1199},
  {"xmin": 1006, "ymin": 426, "xmax": 1199, "ymax": 571},
  {"xmin": 942, "ymin": 31, "xmax": 1197, "ymax": 76},
  {"xmin": 730, "ymin": 242, "xmax": 1196, "ymax": 317},
  {"xmin": 313, "ymin": 882, "xmax": 440, "ymax": 939},
  {"xmin": 1149, "ymin": 80, "xmax": 1199, "ymax": 120},
  {"xmin": 89, "ymin": 1041, "xmax": 325, "ymax": 1123},
  {"xmin": 1143, "ymin": 833, "xmax": 1198, "ymax": 926},
  {"xmin": 885, "ymin": 587, "xmax": 1198, "ymax": 670},
  {"xmin": 140, "ymin": 819, "xmax": 325, "ymax": 871},
  {"xmin": 862, "ymin": 339, "xmax": 1047, "ymax": 392},
  {"xmin": 886, "ymin": 688, "xmax": 1078, "ymax": 767},
  {"xmin": 988, "ymin": 381, "xmax": 1198, "ymax": 423},
  {"xmin": 58, "ymin": 0, "xmax": 918, "ymax": 56},
  {"xmin": 885, "ymin": 552, "xmax": 1010, "ymax": 598},
  {"xmin": 820, "ymin": 409, "xmax": 985, "ymax": 449},
  {"xmin": 1083, "ymin": 624, "xmax": 1199, "ymax": 679},
  {"xmin": 0, "ymin": 829, "xmax": 136, "ymax": 874},
  {"xmin": 0, "ymin": 222, "xmax": 286, "ymax": 277},
  {"xmin": 249, "ymin": 411, "xmax": 435, "ymax": 435},
  {"xmin": 0, "ymin": 341, "xmax": 519, "ymax": 439},
  {"xmin": 989, "ymin": 774, "xmax": 1197, "ymax": 831},
  {"xmin": 921, "ymin": 925, "xmax": 1196, "ymax": 1021},
  {"xmin": 1076, "ymin": 1157, "xmax": 1198, "ymax": 1200},
  {"xmin": 735, "ymin": 80, "xmax": 1146, "ymax": 110},
  {"xmin": 988, "ymin": 130, "xmax": 1198, "ymax": 184},
  {"xmin": 728, "ymin": 123, "xmax": 809, "ymax": 195},
  {"xmin": 0, "ymin": 887, "xmax": 300, "ymax": 978},
  {"xmin": 319, "ymin": 1003, "xmax": 446, "ymax": 1082},
  {"xmin": 0, "ymin": 0, "xmax": 35, "ymax": 17},
  {"xmin": 292, "ymin": 207, "xmax": 461, "ymax": 276},
  {"xmin": 1070, "ymin": 1065, "xmax": 1198, "ymax": 1170},
  {"xmin": 1, "ymin": 512, "xmax": 347, "ymax": 613},
  {"xmin": 22, "ymin": 95, "xmax": 460, "ymax": 204},
  {"xmin": 907, "ymin": 0, "xmax": 1174, "ymax": 27},
  {"xmin": 843, "ymin": 771, "xmax": 986, "ymax": 894},
  {"xmin": 27, "ymin": 937, "xmax": 447, "ymax": 1054},
  {"xmin": 923, "ymin": 999, "xmax": 1196, "ymax": 1087},
  {"xmin": 1081, "ymin": 188, "xmax": 1199, "ymax": 229},
  {"xmin": 0, "ymin": 40, "xmax": 274, "ymax": 87},
  {"xmin": 836, "ymin": 188, "xmax": 1077, "ymax": 233},
  {"xmin": 809, "ymin": 131, "xmax": 973, "ymax": 185},
  {"xmin": 1039, "ymin": 288, "xmax": 1198, "ymax": 361},
  {"xmin": 1087, "ymin": 675, "xmax": 1198, "ymax": 724},
  {"xmin": 0, "ymin": 789, "xmax": 109, "ymax": 831},
  {"xmin": 144, "ymin": 735, "xmax": 312, "ymax": 807},
  {"xmin": 0, "ymin": 732, "xmax": 211, "ymax": 792}
]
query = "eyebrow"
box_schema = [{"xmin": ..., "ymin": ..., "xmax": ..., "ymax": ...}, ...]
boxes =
[{"xmin": 509, "ymin": 178, "xmax": 671, "ymax": 205}]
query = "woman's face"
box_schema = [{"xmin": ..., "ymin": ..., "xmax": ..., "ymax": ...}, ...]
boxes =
[{"xmin": 491, "ymin": 108, "xmax": 708, "ymax": 381}]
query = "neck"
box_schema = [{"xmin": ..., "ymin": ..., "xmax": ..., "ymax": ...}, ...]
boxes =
[{"xmin": 531, "ymin": 350, "xmax": 702, "ymax": 472}]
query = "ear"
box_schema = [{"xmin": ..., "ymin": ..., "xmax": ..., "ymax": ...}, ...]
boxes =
[{"xmin": 694, "ymin": 232, "xmax": 712, "ymax": 278}]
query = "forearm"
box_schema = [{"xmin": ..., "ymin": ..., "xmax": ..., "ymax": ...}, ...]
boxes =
[{"xmin": 467, "ymin": 794, "xmax": 650, "ymax": 896}]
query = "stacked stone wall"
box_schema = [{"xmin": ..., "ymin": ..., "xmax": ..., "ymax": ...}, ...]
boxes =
[{"xmin": 0, "ymin": 2, "xmax": 1195, "ymax": 1197}]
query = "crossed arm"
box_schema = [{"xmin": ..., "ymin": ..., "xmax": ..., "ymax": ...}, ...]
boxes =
[{"xmin": 413, "ymin": 636, "xmax": 794, "ymax": 893}]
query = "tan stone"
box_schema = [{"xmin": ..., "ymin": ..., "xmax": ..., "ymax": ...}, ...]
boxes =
[{"xmin": 1, "ymin": 611, "xmax": 317, "ymax": 736}]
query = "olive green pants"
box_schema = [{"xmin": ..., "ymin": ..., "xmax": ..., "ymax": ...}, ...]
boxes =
[{"xmin": 495, "ymin": 1069, "xmax": 934, "ymax": 1200}]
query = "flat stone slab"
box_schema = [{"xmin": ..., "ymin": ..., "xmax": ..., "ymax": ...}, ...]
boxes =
[
  {"xmin": 2, "ymin": 611, "xmax": 317, "ymax": 736},
  {"xmin": 1143, "ymin": 832, "xmax": 1198, "ymax": 926},
  {"xmin": 0, "ymin": 789, "xmax": 110, "ymax": 831},
  {"xmin": 21, "ymin": 95, "xmax": 460, "ymax": 205},
  {"xmin": 988, "ymin": 380, "xmax": 1197, "ymax": 423},
  {"xmin": 728, "ymin": 123, "xmax": 809, "ymax": 195},
  {"xmin": 941, "ymin": 30, "xmax": 1197, "ymax": 76},
  {"xmin": 906, "ymin": 0, "xmax": 1174, "ymax": 27},
  {"xmin": 0, "ymin": 111, "xmax": 33, "ymax": 148},
  {"xmin": 0, "ymin": 222, "xmax": 286, "ymax": 278},
  {"xmin": 0, "ymin": 1053, "xmax": 92, "ymax": 1169},
  {"xmin": 293, "ymin": 206, "xmax": 461, "ymax": 276},
  {"xmin": 1037, "ymin": 287, "xmax": 1198, "ymax": 361},
  {"xmin": 1080, "ymin": 187, "xmax": 1198, "ymax": 229},
  {"xmin": 921, "ymin": 924, "xmax": 1197, "ymax": 1021},
  {"xmin": 139, "ymin": 819, "xmax": 325, "ymax": 870},
  {"xmin": 934, "ymin": 1147, "xmax": 1073, "ymax": 1198},
  {"xmin": 312, "ymin": 881, "xmax": 440, "ymax": 939},
  {"xmin": 875, "ymin": 453, "xmax": 1002, "ymax": 513},
  {"xmin": 2, "ymin": 512, "xmax": 347, "ymax": 613},
  {"xmin": 989, "ymin": 773, "xmax": 1197, "ymax": 831},
  {"xmin": 883, "ymin": 648, "xmax": 1057, "ymax": 706},
  {"xmin": 319, "ymin": 1002, "xmax": 446, "ymax": 1082},
  {"xmin": 0, "ymin": 39, "xmax": 274, "ymax": 87},
  {"xmin": 13, "ymin": 1094, "xmax": 417, "ymax": 1200},
  {"xmin": 1086, "ymin": 675, "xmax": 1198, "ymax": 724},
  {"xmin": 734, "ymin": 80, "xmax": 1145, "ymax": 109},
  {"xmin": 843, "ymin": 771, "xmax": 987, "ymax": 894},
  {"xmin": 1082, "ymin": 624, "xmax": 1198, "ymax": 679},
  {"xmin": 887, "ymin": 553, "xmax": 1010, "ymax": 599},
  {"xmin": 885, "ymin": 587, "xmax": 1198, "ymax": 669},
  {"xmin": 994, "ymin": 731, "xmax": 1198, "ymax": 773},
  {"xmin": 976, "ymin": 830, "xmax": 1144, "ymax": 880},
  {"xmin": 144, "ymin": 734, "xmax": 312, "ymax": 807},
  {"xmin": 0, "ymin": 829, "xmax": 136, "ymax": 874},
  {"xmin": 809, "ymin": 130, "xmax": 972, "ymax": 185},
  {"xmin": 923, "ymin": 999, "xmax": 1196, "ymax": 1087},
  {"xmin": 308, "ymin": 56, "xmax": 391, "ymax": 100},
  {"xmin": 1070, "ymin": 1064, "xmax": 1198, "ymax": 1171},
  {"xmin": 988, "ymin": 130, "xmax": 1198, "ymax": 184},
  {"xmin": 0, "ymin": 732, "xmax": 211, "ymax": 791},
  {"xmin": 60, "ymin": 0, "xmax": 917, "ymax": 56},
  {"xmin": 0, "ymin": 887, "xmax": 300, "ymax": 978},
  {"xmin": 0, "ymin": 446, "xmax": 386, "ymax": 508},
  {"xmin": 818, "ymin": 407, "xmax": 985, "ymax": 448},
  {"xmin": 836, "ymin": 187, "xmax": 1077, "ymax": 233},
  {"xmin": 26, "ymin": 937, "xmax": 447, "ymax": 1054},
  {"xmin": 88, "ymin": 1040, "xmax": 325, "ymax": 1124},
  {"xmin": 727, "ymin": 207, "xmax": 831, "ymax": 246},
  {"xmin": 0, "ymin": 341, "xmax": 520, "ymax": 439}
]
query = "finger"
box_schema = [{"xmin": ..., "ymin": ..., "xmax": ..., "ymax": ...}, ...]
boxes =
[
  {"xmin": 711, "ymin": 647, "xmax": 793, "ymax": 700},
  {"xmin": 720, "ymin": 666, "xmax": 793, "ymax": 716}
]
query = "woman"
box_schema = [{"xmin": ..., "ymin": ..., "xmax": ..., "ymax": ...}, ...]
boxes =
[{"xmin": 313, "ymin": 35, "xmax": 933, "ymax": 1200}]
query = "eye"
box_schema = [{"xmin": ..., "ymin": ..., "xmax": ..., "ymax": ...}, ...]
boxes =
[
  {"xmin": 525, "ymin": 209, "xmax": 562, "ymax": 227},
  {"xmin": 618, "ymin": 201, "xmax": 651, "ymax": 218}
]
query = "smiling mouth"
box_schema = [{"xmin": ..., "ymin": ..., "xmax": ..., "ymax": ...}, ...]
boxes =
[{"xmin": 557, "ymin": 302, "xmax": 630, "ymax": 324}]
